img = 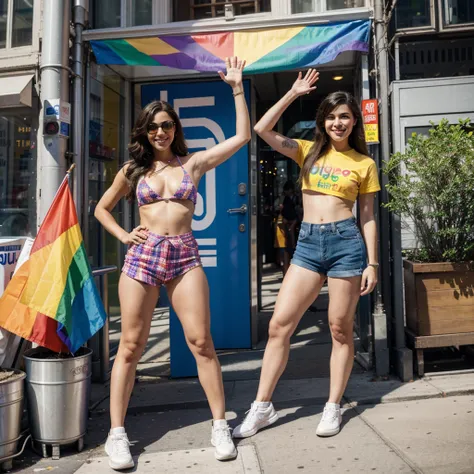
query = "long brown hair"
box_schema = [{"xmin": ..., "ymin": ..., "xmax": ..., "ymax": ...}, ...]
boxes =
[
  {"xmin": 299, "ymin": 91, "xmax": 368, "ymax": 184},
  {"xmin": 124, "ymin": 100, "xmax": 188, "ymax": 200}
]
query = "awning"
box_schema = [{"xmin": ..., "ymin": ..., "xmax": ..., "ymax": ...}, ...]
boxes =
[
  {"xmin": 0, "ymin": 74, "xmax": 34, "ymax": 108},
  {"xmin": 90, "ymin": 19, "xmax": 370, "ymax": 75}
]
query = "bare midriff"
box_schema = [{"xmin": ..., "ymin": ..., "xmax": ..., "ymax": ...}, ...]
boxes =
[
  {"xmin": 302, "ymin": 190, "xmax": 354, "ymax": 224},
  {"xmin": 139, "ymin": 199, "xmax": 195, "ymax": 236}
]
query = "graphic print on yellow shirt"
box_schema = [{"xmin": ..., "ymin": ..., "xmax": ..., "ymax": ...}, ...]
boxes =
[{"xmin": 294, "ymin": 139, "xmax": 381, "ymax": 202}]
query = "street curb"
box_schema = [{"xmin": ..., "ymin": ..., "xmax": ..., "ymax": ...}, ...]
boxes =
[{"xmin": 89, "ymin": 386, "xmax": 474, "ymax": 417}]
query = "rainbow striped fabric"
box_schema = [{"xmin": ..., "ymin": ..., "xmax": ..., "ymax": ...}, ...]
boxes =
[
  {"xmin": 0, "ymin": 176, "xmax": 106, "ymax": 354},
  {"xmin": 90, "ymin": 20, "xmax": 370, "ymax": 74}
]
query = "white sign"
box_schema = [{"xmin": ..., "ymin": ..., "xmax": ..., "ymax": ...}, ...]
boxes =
[{"xmin": 44, "ymin": 99, "xmax": 71, "ymax": 124}]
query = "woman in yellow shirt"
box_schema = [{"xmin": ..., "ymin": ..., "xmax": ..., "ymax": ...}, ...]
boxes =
[{"xmin": 234, "ymin": 70, "xmax": 380, "ymax": 439}]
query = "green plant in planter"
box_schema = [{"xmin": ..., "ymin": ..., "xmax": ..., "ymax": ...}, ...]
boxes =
[{"xmin": 384, "ymin": 119, "xmax": 474, "ymax": 263}]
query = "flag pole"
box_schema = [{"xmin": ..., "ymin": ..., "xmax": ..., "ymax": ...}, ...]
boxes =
[{"xmin": 67, "ymin": 163, "xmax": 76, "ymax": 175}]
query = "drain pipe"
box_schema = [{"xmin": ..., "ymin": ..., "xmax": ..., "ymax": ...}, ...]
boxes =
[
  {"xmin": 38, "ymin": 0, "xmax": 71, "ymax": 224},
  {"xmin": 72, "ymin": 0, "xmax": 88, "ymax": 228}
]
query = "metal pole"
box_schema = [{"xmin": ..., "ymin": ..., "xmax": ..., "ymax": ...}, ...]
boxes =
[
  {"xmin": 373, "ymin": 0, "xmax": 391, "ymax": 377},
  {"xmin": 38, "ymin": 0, "xmax": 71, "ymax": 225},
  {"xmin": 374, "ymin": 0, "xmax": 413, "ymax": 381},
  {"xmin": 72, "ymin": 0, "xmax": 89, "ymax": 228}
]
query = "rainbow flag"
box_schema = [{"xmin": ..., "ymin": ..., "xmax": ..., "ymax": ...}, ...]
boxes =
[
  {"xmin": 0, "ymin": 175, "xmax": 107, "ymax": 354},
  {"xmin": 90, "ymin": 20, "xmax": 370, "ymax": 74}
]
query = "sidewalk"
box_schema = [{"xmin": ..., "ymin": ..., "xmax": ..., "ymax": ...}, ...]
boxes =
[{"xmin": 8, "ymin": 268, "xmax": 474, "ymax": 473}]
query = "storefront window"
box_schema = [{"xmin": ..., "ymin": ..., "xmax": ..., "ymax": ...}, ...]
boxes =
[
  {"xmin": 395, "ymin": 0, "xmax": 431, "ymax": 29},
  {"xmin": 173, "ymin": 0, "xmax": 271, "ymax": 21},
  {"xmin": 12, "ymin": 0, "xmax": 34, "ymax": 47},
  {"xmin": 444, "ymin": 0, "xmax": 474, "ymax": 26},
  {"xmin": 292, "ymin": 0, "xmax": 365, "ymax": 13},
  {"xmin": 87, "ymin": 64, "xmax": 126, "ymax": 317},
  {"xmin": 0, "ymin": 113, "xmax": 36, "ymax": 237}
]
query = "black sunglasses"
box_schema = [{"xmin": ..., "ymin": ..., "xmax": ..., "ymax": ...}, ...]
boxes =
[{"xmin": 147, "ymin": 120, "xmax": 175, "ymax": 134}]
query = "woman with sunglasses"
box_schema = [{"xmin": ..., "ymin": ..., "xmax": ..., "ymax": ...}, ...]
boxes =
[{"xmin": 94, "ymin": 56, "xmax": 250, "ymax": 470}]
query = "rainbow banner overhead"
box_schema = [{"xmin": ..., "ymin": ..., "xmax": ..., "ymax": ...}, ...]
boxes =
[
  {"xmin": 90, "ymin": 19, "xmax": 370, "ymax": 74},
  {"xmin": 0, "ymin": 175, "xmax": 107, "ymax": 354}
]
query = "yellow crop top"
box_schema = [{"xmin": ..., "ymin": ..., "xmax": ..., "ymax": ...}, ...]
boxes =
[{"xmin": 295, "ymin": 139, "xmax": 381, "ymax": 202}]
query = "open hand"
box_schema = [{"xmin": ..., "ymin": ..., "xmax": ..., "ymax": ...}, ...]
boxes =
[
  {"xmin": 290, "ymin": 69, "xmax": 320, "ymax": 97},
  {"xmin": 218, "ymin": 56, "xmax": 246, "ymax": 88}
]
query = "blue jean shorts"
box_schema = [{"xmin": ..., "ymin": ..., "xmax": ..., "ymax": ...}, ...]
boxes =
[{"xmin": 291, "ymin": 217, "xmax": 367, "ymax": 278}]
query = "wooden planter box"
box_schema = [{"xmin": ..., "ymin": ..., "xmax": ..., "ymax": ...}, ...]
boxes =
[{"xmin": 404, "ymin": 260, "xmax": 474, "ymax": 336}]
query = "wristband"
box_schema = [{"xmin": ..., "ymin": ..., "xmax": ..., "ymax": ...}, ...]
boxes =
[
  {"xmin": 233, "ymin": 90, "xmax": 244, "ymax": 97},
  {"xmin": 368, "ymin": 263, "xmax": 379, "ymax": 269}
]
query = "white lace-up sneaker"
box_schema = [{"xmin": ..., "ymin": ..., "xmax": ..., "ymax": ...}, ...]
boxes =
[
  {"xmin": 233, "ymin": 402, "xmax": 279, "ymax": 438},
  {"xmin": 211, "ymin": 419, "xmax": 237, "ymax": 461},
  {"xmin": 105, "ymin": 431, "xmax": 134, "ymax": 470},
  {"xmin": 316, "ymin": 402, "xmax": 342, "ymax": 437}
]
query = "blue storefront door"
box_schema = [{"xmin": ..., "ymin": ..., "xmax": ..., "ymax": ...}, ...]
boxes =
[{"xmin": 141, "ymin": 80, "xmax": 251, "ymax": 377}]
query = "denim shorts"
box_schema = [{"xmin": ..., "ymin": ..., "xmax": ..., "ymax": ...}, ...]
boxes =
[{"xmin": 291, "ymin": 217, "xmax": 367, "ymax": 278}]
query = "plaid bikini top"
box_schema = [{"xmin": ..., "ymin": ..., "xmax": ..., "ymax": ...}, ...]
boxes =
[{"xmin": 136, "ymin": 156, "xmax": 198, "ymax": 207}]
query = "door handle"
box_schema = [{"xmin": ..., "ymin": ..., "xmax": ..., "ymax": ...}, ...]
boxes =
[{"xmin": 227, "ymin": 204, "xmax": 247, "ymax": 214}]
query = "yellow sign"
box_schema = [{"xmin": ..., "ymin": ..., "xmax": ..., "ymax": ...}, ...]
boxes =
[{"xmin": 364, "ymin": 124, "xmax": 379, "ymax": 144}]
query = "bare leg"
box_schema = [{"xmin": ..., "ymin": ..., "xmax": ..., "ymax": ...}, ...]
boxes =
[
  {"xmin": 256, "ymin": 265, "xmax": 326, "ymax": 401},
  {"xmin": 327, "ymin": 276, "xmax": 361, "ymax": 404},
  {"xmin": 166, "ymin": 266, "xmax": 225, "ymax": 420},
  {"xmin": 110, "ymin": 274, "xmax": 159, "ymax": 428}
]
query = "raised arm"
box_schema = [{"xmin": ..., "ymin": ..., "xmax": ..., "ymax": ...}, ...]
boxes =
[
  {"xmin": 254, "ymin": 69, "xmax": 319, "ymax": 162},
  {"xmin": 94, "ymin": 165, "xmax": 148, "ymax": 245},
  {"xmin": 193, "ymin": 56, "xmax": 251, "ymax": 176}
]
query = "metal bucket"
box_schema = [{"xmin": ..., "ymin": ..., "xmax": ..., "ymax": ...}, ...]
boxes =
[
  {"xmin": 0, "ymin": 370, "xmax": 26, "ymax": 466},
  {"xmin": 23, "ymin": 347, "xmax": 92, "ymax": 446}
]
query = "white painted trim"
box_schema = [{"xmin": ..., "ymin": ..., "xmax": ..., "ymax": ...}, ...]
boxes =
[
  {"xmin": 6, "ymin": 0, "xmax": 14, "ymax": 49},
  {"xmin": 83, "ymin": 7, "xmax": 372, "ymax": 40},
  {"xmin": 271, "ymin": 0, "xmax": 290, "ymax": 16},
  {"xmin": 154, "ymin": 0, "xmax": 171, "ymax": 24}
]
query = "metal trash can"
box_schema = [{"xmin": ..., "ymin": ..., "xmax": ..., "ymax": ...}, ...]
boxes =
[
  {"xmin": 23, "ymin": 347, "xmax": 92, "ymax": 459},
  {"xmin": 0, "ymin": 369, "xmax": 26, "ymax": 471}
]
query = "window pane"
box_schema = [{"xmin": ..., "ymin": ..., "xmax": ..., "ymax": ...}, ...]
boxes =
[
  {"xmin": 292, "ymin": 0, "xmax": 314, "ymax": 13},
  {"xmin": 445, "ymin": 0, "xmax": 474, "ymax": 25},
  {"xmin": 133, "ymin": 0, "xmax": 153, "ymax": 26},
  {"xmin": 292, "ymin": 0, "xmax": 365, "ymax": 13},
  {"xmin": 0, "ymin": 114, "xmax": 36, "ymax": 237},
  {"xmin": 0, "ymin": 1, "xmax": 8, "ymax": 49},
  {"xmin": 93, "ymin": 0, "xmax": 121, "ymax": 28},
  {"xmin": 395, "ymin": 0, "xmax": 431, "ymax": 29},
  {"xmin": 173, "ymin": 0, "xmax": 271, "ymax": 22},
  {"xmin": 326, "ymin": 0, "xmax": 365, "ymax": 10},
  {"xmin": 12, "ymin": 0, "xmax": 34, "ymax": 47}
]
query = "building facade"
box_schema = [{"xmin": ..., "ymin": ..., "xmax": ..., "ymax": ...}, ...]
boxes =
[{"xmin": 8, "ymin": 1, "xmax": 471, "ymax": 380}]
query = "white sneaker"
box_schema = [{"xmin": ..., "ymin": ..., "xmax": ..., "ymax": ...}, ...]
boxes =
[
  {"xmin": 233, "ymin": 402, "xmax": 279, "ymax": 438},
  {"xmin": 105, "ymin": 431, "xmax": 135, "ymax": 470},
  {"xmin": 211, "ymin": 419, "xmax": 237, "ymax": 461},
  {"xmin": 316, "ymin": 402, "xmax": 342, "ymax": 437}
]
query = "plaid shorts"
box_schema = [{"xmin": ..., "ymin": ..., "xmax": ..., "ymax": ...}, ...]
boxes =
[{"xmin": 122, "ymin": 231, "xmax": 202, "ymax": 286}]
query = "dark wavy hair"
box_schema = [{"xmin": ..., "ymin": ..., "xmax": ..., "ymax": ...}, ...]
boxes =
[
  {"xmin": 299, "ymin": 91, "xmax": 368, "ymax": 185},
  {"xmin": 124, "ymin": 100, "xmax": 188, "ymax": 200}
]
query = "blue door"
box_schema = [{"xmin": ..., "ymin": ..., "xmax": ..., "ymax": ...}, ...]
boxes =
[{"xmin": 141, "ymin": 80, "xmax": 251, "ymax": 377}]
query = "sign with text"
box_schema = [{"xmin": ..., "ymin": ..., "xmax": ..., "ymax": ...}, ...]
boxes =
[{"xmin": 362, "ymin": 99, "xmax": 379, "ymax": 144}]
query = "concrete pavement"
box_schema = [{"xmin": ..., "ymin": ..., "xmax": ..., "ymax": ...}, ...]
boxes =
[{"xmin": 7, "ymin": 268, "xmax": 474, "ymax": 473}]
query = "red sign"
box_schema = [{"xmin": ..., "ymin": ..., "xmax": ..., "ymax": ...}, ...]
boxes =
[{"xmin": 362, "ymin": 99, "xmax": 379, "ymax": 144}]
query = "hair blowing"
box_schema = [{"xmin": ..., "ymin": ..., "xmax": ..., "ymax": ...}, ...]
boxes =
[
  {"xmin": 299, "ymin": 91, "xmax": 369, "ymax": 185},
  {"xmin": 124, "ymin": 100, "xmax": 188, "ymax": 200}
]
